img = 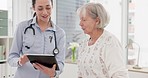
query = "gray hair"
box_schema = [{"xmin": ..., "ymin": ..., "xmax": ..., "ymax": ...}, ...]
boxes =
[{"xmin": 77, "ymin": 3, "xmax": 110, "ymax": 28}]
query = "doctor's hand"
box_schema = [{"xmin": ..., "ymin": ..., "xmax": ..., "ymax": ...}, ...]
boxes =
[
  {"xmin": 18, "ymin": 54, "xmax": 29, "ymax": 66},
  {"xmin": 33, "ymin": 63, "xmax": 56, "ymax": 78}
]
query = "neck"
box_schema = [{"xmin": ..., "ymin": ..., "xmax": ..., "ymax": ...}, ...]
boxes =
[
  {"xmin": 37, "ymin": 19, "xmax": 52, "ymax": 32},
  {"xmin": 37, "ymin": 20, "xmax": 50, "ymax": 27},
  {"xmin": 90, "ymin": 29, "xmax": 103, "ymax": 40},
  {"xmin": 88, "ymin": 29, "xmax": 103, "ymax": 45}
]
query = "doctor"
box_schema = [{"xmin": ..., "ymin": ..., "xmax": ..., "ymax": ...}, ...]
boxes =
[{"xmin": 8, "ymin": 0, "xmax": 66, "ymax": 78}]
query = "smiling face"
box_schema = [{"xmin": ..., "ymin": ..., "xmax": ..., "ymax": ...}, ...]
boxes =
[
  {"xmin": 33, "ymin": 0, "xmax": 52, "ymax": 23},
  {"xmin": 79, "ymin": 11, "xmax": 99, "ymax": 35}
]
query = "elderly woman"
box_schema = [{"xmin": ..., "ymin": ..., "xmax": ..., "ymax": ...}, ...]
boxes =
[{"xmin": 77, "ymin": 3, "xmax": 129, "ymax": 78}]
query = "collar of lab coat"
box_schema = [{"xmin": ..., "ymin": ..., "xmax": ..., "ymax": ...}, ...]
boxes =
[{"xmin": 30, "ymin": 16, "xmax": 56, "ymax": 31}]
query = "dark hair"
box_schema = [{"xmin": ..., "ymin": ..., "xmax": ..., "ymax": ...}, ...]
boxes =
[
  {"xmin": 32, "ymin": 0, "xmax": 53, "ymax": 7},
  {"xmin": 32, "ymin": 0, "xmax": 53, "ymax": 17}
]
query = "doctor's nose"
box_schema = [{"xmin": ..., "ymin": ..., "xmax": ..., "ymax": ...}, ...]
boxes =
[{"xmin": 43, "ymin": 9, "xmax": 48, "ymax": 15}]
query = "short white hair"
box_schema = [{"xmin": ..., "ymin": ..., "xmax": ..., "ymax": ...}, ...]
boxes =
[{"xmin": 77, "ymin": 3, "xmax": 110, "ymax": 29}]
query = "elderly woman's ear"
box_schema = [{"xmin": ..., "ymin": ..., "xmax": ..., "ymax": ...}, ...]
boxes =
[{"xmin": 96, "ymin": 17, "xmax": 100, "ymax": 25}]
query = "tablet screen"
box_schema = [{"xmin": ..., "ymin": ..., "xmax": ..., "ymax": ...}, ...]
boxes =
[{"xmin": 26, "ymin": 54, "xmax": 59, "ymax": 70}]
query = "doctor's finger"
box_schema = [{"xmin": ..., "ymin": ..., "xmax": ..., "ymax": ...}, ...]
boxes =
[
  {"xmin": 24, "ymin": 55, "xmax": 29, "ymax": 59},
  {"xmin": 52, "ymin": 64, "xmax": 56, "ymax": 70},
  {"xmin": 36, "ymin": 63, "xmax": 47, "ymax": 69},
  {"xmin": 20, "ymin": 55, "xmax": 29, "ymax": 64},
  {"xmin": 33, "ymin": 63, "xmax": 44, "ymax": 71}
]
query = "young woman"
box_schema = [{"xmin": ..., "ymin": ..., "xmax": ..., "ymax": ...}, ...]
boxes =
[{"xmin": 8, "ymin": 0, "xmax": 66, "ymax": 78}]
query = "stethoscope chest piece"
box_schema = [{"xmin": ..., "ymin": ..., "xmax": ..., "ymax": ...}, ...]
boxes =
[
  {"xmin": 24, "ymin": 20, "xmax": 59, "ymax": 56},
  {"xmin": 53, "ymin": 48, "xmax": 59, "ymax": 55}
]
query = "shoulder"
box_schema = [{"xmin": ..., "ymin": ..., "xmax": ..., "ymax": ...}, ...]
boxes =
[
  {"xmin": 55, "ymin": 25, "xmax": 66, "ymax": 36},
  {"xmin": 16, "ymin": 19, "xmax": 32, "ymax": 30},
  {"xmin": 14, "ymin": 19, "xmax": 32, "ymax": 34},
  {"xmin": 103, "ymin": 30, "xmax": 121, "ymax": 45},
  {"xmin": 103, "ymin": 30, "xmax": 123, "ymax": 56}
]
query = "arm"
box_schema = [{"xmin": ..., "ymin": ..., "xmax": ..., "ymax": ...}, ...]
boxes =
[
  {"xmin": 7, "ymin": 22, "xmax": 29, "ymax": 67},
  {"xmin": 77, "ymin": 41, "xmax": 85, "ymax": 78},
  {"xmin": 77, "ymin": 66, "xmax": 83, "ymax": 78},
  {"xmin": 7, "ymin": 23, "xmax": 24, "ymax": 67},
  {"xmin": 77, "ymin": 58, "xmax": 82, "ymax": 78},
  {"xmin": 55, "ymin": 30, "xmax": 66, "ymax": 76},
  {"xmin": 104, "ymin": 37, "xmax": 129, "ymax": 78}
]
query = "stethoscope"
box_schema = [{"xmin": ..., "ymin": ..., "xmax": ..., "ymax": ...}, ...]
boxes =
[{"xmin": 23, "ymin": 19, "xmax": 59, "ymax": 56}]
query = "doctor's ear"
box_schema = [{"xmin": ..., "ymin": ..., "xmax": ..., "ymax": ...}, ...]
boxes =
[{"xmin": 32, "ymin": 6, "xmax": 35, "ymax": 11}]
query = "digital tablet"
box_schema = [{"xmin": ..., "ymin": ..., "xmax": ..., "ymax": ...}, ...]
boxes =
[{"xmin": 26, "ymin": 54, "xmax": 59, "ymax": 70}]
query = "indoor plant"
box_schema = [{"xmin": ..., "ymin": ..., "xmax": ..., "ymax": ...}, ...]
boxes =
[{"xmin": 68, "ymin": 42, "xmax": 79, "ymax": 62}]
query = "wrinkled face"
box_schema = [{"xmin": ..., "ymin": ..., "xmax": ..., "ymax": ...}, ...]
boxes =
[
  {"xmin": 79, "ymin": 12, "xmax": 99, "ymax": 35},
  {"xmin": 33, "ymin": 0, "xmax": 52, "ymax": 23}
]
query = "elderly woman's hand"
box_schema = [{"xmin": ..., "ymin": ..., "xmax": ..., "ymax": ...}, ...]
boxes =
[{"xmin": 33, "ymin": 63, "xmax": 56, "ymax": 77}]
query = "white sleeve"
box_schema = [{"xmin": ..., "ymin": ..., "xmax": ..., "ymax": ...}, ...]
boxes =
[
  {"xmin": 104, "ymin": 37, "xmax": 129, "ymax": 78},
  {"xmin": 77, "ymin": 40, "xmax": 86, "ymax": 78}
]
